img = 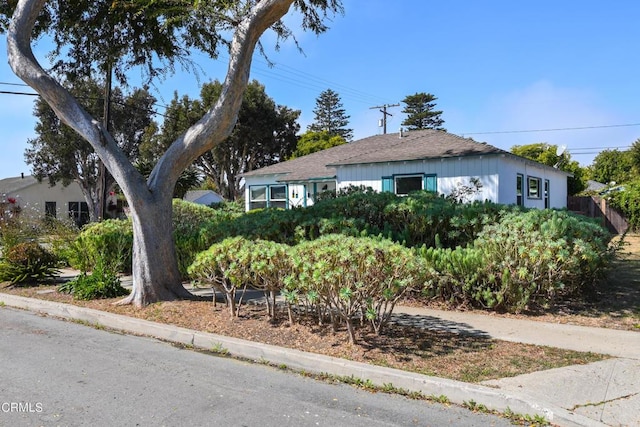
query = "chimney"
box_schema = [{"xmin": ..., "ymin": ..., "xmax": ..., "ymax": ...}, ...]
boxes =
[
  {"xmin": 21, "ymin": 173, "xmax": 24, "ymax": 179},
  {"xmin": 399, "ymin": 128, "xmax": 403, "ymax": 138}
]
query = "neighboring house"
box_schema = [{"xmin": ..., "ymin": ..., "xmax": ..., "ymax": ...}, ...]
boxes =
[
  {"xmin": 584, "ymin": 180, "xmax": 607, "ymax": 193},
  {"xmin": 0, "ymin": 174, "xmax": 88, "ymax": 226},
  {"xmin": 242, "ymin": 129, "xmax": 571, "ymax": 211},
  {"xmin": 184, "ymin": 190, "xmax": 224, "ymax": 206}
]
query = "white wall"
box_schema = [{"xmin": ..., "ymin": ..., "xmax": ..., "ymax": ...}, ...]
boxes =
[
  {"xmin": 244, "ymin": 177, "xmax": 337, "ymax": 210},
  {"xmin": 336, "ymin": 156, "xmax": 501, "ymax": 203},
  {"xmin": 498, "ymin": 156, "xmax": 569, "ymax": 209},
  {"xmin": 245, "ymin": 154, "xmax": 570, "ymax": 211},
  {"xmin": 3, "ymin": 180, "xmax": 85, "ymax": 220}
]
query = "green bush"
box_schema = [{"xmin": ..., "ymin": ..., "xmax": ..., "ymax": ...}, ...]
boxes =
[
  {"xmin": 0, "ymin": 242, "xmax": 59, "ymax": 286},
  {"xmin": 419, "ymin": 209, "xmax": 613, "ymax": 312},
  {"xmin": 188, "ymin": 237, "xmax": 292, "ymax": 317},
  {"xmin": 285, "ymin": 235, "xmax": 428, "ymax": 343},
  {"xmin": 210, "ymin": 190, "xmax": 512, "ymax": 250},
  {"xmin": 0, "ymin": 214, "xmax": 47, "ymax": 251},
  {"xmin": 58, "ymin": 260, "xmax": 129, "ymax": 300},
  {"xmin": 608, "ymin": 179, "xmax": 640, "ymax": 230},
  {"xmin": 172, "ymin": 199, "xmax": 242, "ymax": 277},
  {"xmin": 188, "ymin": 236, "xmax": 256, "ymax": 316},
  {"xmin": 245, "ymin": 239, "xmax": 292, "ymax": 318},
  {"xmin": 67, "ymin": 219, "xmax": 133, "ymax": 273},
  {"xmin": 65, "ymin": 200, "xmax": 244, "ymax": 277},
  {"xmin": 43, "ymin": 217, "xmax": 81, "ymax": 267}
]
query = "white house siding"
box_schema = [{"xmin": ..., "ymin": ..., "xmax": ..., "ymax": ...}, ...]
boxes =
[
  {"xmin": 336, "ymin": 156, "xmax": 501, "ymax": 203},
  {"xmin": 1, "ymin": 179, "xmax": 86, "ymax": 221},
  {"xmin": 243, "ymin": 155, "xmax": 569, "ymax": 211},
  {"xmin": 244, "ymin": 176, "xmax": 338, "ymax": 210},
  {"xmin": 497, "ymin": 157, "xmax": 568, "ymax": 209}
]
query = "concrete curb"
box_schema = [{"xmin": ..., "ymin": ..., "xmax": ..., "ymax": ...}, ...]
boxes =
[{"xmin": 0, "ymin": 292, "xmax": 607, "ymax": 427}]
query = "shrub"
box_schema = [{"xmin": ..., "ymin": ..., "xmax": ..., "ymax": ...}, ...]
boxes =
[
  {"xmin": 59, "ymin": 260, "xmax": 129, "ymax": 300},
  {"xmin": 43, "ymin": 217, "xmax": 81, "ymax": 267},
  {"xmin": 65, "ymin": 200, "xmax": 244, "ymax": 277},
  {"xmin": 188, "ymin": 237, "xmax": 293, "ymax": 317},
  {"xmin": 0, "ymin": 242, "xmax": 59, "ymax": 286},
  {"xmin": 172, "ymin": 199, "xmax": 242, "ymax": 277},
  {"xmin": 285, "ymin": 235, "xmax": 428, "ymax": 343},
  {"xmin": 0, "ymin": 214, "xmax": 45, "ymax": 252},
  {"xmin": 244, "ymin": 240, "xmax": 292, "ymax": 318},
  {"xmin": 419, "ymin": 209, "xmax": 614, "ymax": 312},
  {"xmin": 67, "ymin": 219, "xmax": 133, "ymax": 273},
  {"xmin": 187, "ymin": 237, "xmax": 255, "ymax": 316}
]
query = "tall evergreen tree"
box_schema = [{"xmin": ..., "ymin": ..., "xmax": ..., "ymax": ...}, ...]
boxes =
[
  {"xmin": 308, "ymin": 89, "xmax": 353, "ymax": 141},
  {"xmin": 401, "ymin": 92, "xmax": 445, "ymax": 131}
]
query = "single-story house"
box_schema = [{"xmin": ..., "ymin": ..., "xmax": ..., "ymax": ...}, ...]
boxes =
[
  {"xmin": 184, "ymin": 190, "xmax": 224, "ymax": 206},
  {"xmin": 0, "ymin": 174, "xmax": 88, "ymax": 225},
  {"xmin": 242, "ymin": 129, "xmax": 571, "ymax": 211}
]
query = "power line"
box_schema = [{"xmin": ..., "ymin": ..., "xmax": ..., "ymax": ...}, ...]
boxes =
[
  {"xmin": 461, "ymin": 123, "xmax": 640, "ymax": 136},
  {"xmin": 0, "ymin": 90, "xmax": 38, "ymax": 96},
  {"xmin": 0, "ymin": 81, "xmax": 31, "ymax": 87}
]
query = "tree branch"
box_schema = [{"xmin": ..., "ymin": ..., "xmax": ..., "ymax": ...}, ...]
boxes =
[
  {"xmin": 7, "ymin": 0, "xmax": 148, "ymax": 202},
  {"xmin": 150, "ymin": 0, "xmax": 294, "ymax": 197}
]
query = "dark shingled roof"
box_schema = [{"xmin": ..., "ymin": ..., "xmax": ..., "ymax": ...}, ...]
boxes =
[{"xmin": 242, "ymin": 129, "xmax": 518, "ymax": 182}]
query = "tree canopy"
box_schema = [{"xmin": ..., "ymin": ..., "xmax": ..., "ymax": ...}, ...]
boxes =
[
  {"xmin": 25, "ymin": 77, "xmax": 155, "ymax": 221},
  {"xmin": 146, "ymin": 79, "xmax": 301, "ymax": 200},
  {"xmin": 289, "ymin": 130, "xmax": 346, "ymax": 158},
  {"xmin": 308, "ymin": 88, "xmax": 353, "ymax": 141},
  {"xmin": 510, "ymin": 143, "xmax": 586, "ymax": 195},
  {"xmin": 401, "ymin": 92, "xmax": 445, "ymax": 131},
  {"xmin": 587, "ymin": 149, "xmax": 634, "ymax": 185},
  {"xmin": 5, "ymin": 0, "xmax": 344, "ymax": 307}
]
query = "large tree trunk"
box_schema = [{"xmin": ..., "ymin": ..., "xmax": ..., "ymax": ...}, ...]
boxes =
[
  {"xmin": 119, "ymin": 192, "xmax": 192, "ymax": 306},
  {"xmin": 8, "ymin": 0, "xmax": 295, "ymax": 307}
]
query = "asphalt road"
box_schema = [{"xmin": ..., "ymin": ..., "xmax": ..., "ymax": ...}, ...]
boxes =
[{"xmin": 0, "ymin": 307, "xmax": 512, "ymax": 427}]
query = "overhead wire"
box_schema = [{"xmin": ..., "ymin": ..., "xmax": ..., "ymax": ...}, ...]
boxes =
[{"xmin": 1, "ymin": 80, "xmax": 638, "ymax": 151}]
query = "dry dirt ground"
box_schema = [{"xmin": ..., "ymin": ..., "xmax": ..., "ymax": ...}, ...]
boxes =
[{"xmin": 3, "ymin": 235, "xmax": 638, "ymax": 384}]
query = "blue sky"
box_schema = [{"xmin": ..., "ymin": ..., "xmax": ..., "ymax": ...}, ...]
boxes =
[{"xmin": 2, "ymin": 0, "xmax": 640, "ymax": 179}]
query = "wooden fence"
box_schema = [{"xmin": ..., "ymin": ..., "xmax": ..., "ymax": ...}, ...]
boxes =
[{"xmin": 567, "ymin": 196, "xmax": 628, "ymax": 234}]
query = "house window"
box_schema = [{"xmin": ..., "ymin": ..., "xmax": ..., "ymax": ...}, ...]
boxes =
[
  {"xmin": 249, "ymin": 186, "xmax": 267, "ymax": 210},
  {"xmin": 68, "ymin": 201, "xmax": 89, "ymax": 227},
  {"xmin": 45, "ymin": 201, "xmax": 57, "ymax": 218},
  {"xmin": 395, "ymin": 175, "xmax": 424, "ymax": 195},
  {"xmin": 269, "ymin": 185, "xmax": 287, "ymax": 209},
  {"xmin": 527, "ymin": 176, "xmax": 541, "ymax": 199},
  {"xmin": 516, "ymin": 174, "xmax": 524, "ymax": 206},
  {"xmin": 249, "ymin": 185, "xmax": 288, "ymax": 210},
  {"xmin": 382, "ymin": 174, "xmax": 437, "ymax": 195},
  {"xmin": 544, "ymin": 179, "xmax": 550, "ymax": 208}
]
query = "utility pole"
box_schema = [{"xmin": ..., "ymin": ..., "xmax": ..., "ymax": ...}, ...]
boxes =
[{"xmin": 370, "ymin": 103, "xmax": 399, "ymax": 134}]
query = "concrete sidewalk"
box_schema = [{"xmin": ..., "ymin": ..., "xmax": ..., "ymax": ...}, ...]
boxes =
[
  {"xmin": 389, "ymin": 306, "xmax": 640, "ymax": 426},
  {"xmin": 392, "ymin": 306, "xmax": 640, "ymax": 359},
  {"xmin": 4, "ymin": 274, "xmax": 640, "ymax": 426}
]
